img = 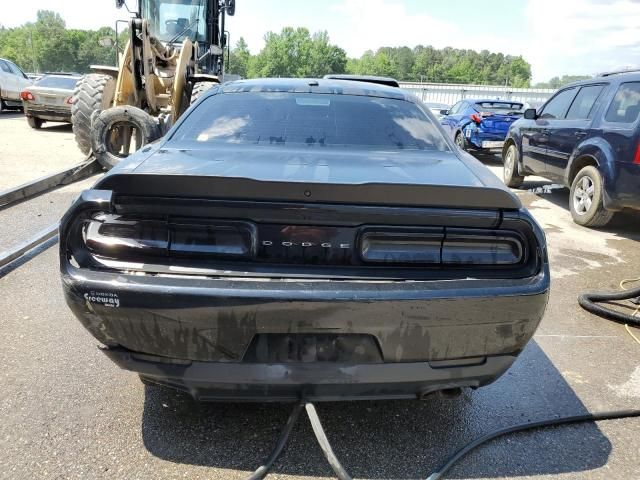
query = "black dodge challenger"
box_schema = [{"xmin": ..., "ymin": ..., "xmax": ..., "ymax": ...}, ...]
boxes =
[{"xmin": 60, "ymin": 78, "xmax": 549, "ymax": 402}]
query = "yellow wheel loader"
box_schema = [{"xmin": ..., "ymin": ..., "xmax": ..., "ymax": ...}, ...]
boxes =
[{"xmin": 72, "ymin": 0, "xmax": 235, "ymax": 169}]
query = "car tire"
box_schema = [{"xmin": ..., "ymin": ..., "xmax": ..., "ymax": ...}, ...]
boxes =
[
  {"xmin": 503, "ymin": 144, "xmax": 525, "ymax": 188},
  {"xmin": 454, "ymin": 132, "xmax": 466, "ymax": 151},
  {"xmin": 71, "ymin": 74, "xmax": 117, "ymax": 155},
  {"xmin": 569, "ymin": 165, "xmax": 614, "ymax": 228},
  {"xmin": 190, "ymin": 81, "xmax": 216, "ymax": 105},
  {"xmin": 27, "ymin": 116, "xmax": 43, "ymax": 129},
  {"xmin": 0, "ymin": 96, "xmax": 6, "ymax": 113}
]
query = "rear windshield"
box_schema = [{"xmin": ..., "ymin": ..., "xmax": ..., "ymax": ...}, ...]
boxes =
[
  {"xmin": 474, "ymin": 101, "xmax": 523, "ymax": 114},
  {"xmin": 173, "ymin": 92, "xmax": 449, "ymax": 151},
  {"xmin": 35, "ymin": 76, "xmax": 79, "ymax": 89}
]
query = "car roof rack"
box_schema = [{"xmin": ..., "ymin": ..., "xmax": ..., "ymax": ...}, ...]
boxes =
[
  {"xmin": 599, "ymin": 68, "xmax": 640, "ymax": 77},
  {"xmin": 323, "ymin": 74, "xmax": 400, "ymax": 88}
]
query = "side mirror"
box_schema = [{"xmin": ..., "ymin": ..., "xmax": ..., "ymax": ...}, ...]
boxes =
[
  {"xmin": 226, "ymin": 0, "xmax": 236, "ymax": 16},
  {"xmin": 440, "ymin": 109, "xmax": 449, "ymax": 116},
  {"xmin": 524, "ymin": 108, "xmax": 537, "ymax": 120},
  {"xmin": 115, "ymin": 0, "xmax": 125, "ymax": 8}
]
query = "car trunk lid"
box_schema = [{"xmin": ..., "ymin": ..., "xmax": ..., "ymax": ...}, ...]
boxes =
[{"xmin": 98, "ymin": 146, "xmax": 521, "ymax": 210}]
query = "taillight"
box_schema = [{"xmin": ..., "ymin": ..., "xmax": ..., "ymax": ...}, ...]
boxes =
[
  {"xmin": 20, "ymin": 91, "xmax": 34, "ymax": 101},
  {"xmin": 634, "ymin": 143, "xmax": 640, "ymax": 165},
  {"xmin": 359, "ymin": 227, "xmax": 524, "ymax": 266},
  {"xmin": 470, "ymin": 113, "xmax": 482, "ymax": 124},
  {"xmin": 66, "ymin": 96, "xmax": 73, "ymax": 105},
  {"xmin": 360, "ymin": 229, "xmax": 442, "ymax": 264},
  {"xmin": 83, "ymin": 214, "xmax": 256, "ymax": 260}
]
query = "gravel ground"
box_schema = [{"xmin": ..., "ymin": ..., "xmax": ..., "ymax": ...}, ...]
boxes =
[{"xmin": 0, "ymin": 122, "xmax": 638, "ymax": 479}]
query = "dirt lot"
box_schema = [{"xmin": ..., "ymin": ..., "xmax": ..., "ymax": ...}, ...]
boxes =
[{"xmin": 0, "ymin": 111, "xmax": 639, "ymax": 479}]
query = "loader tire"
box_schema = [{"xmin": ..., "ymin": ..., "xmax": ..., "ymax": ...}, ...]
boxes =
[
  {"xmin": 91, "ymin": 106, "xmax": 161, "ymax": 170},
  {"xmin": 190, "ymin": 81, "xmax": 216, "ymax": 105},
  {"xmin": 71, "ymin": 74, "xmax": 116, "ymax": 155}
]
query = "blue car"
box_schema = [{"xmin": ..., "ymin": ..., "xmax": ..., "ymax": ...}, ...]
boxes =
[{"xmin": 440, "ymin": 99, "xmax": 524, "ymax": 153}]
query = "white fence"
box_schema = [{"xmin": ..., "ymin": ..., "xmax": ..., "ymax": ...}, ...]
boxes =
[{"xmin": 399, "ymin": 82, "xmax": 556, "ymax": 108}]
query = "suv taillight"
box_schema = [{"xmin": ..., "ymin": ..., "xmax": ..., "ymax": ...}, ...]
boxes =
[{"xmin": 20, "ymin": 91, "xmax": 34, "ymax": 101}]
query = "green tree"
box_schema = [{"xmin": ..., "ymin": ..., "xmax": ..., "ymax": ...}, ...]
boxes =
[
  {"xmin": 227, "ymin": 37, "xmax": 251, "ymax": 78},
  {"xmin": 534, "ymin": 74, "xmax": 591, "ymax": 89},
  {"xmin": 248, "ymin": 27, "xmax": 345, "ymax": 78}
]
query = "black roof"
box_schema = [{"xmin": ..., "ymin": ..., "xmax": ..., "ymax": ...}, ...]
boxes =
[
  {"xmin": 219, "ymin": 77, "xmax": 411, "ymax": 101},
  {"xmin": 562, "ymin": 71, "xmax": 640, "ymax": 89}
]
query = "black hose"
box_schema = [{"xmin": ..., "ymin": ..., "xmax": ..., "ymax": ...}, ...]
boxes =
[
  {"xmin": 578, "ymin": 285, "xmax": 640, "ymax": 326},
  {"xmin": 245, "ymin": 402, "xmax": 304, "ymax": 480},
  {"xmin": 426, "ymin": 409, "xmax": 640, "ymax": 480},
  {"xmin": 305, "ymin": 403, "xmax": 353, "ymax": 480}
]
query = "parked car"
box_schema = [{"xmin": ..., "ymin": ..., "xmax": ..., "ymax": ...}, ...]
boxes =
[
  {"xmin": 20, "ymin": 74, "xmax": 81, "ymax": 128},
  {"xmin": 0, "ymin": 58, "xmax": 32, "ymax": 111},
  {"xmin": 440, "ymin": 99, "xmax": 524, "ymax": 153},
  {"xmin": 60, "ymin": 78, "xmax": 549, "ymax": 402},
  {"xmin": 423, "ymin": 101, "xmax": 449, "ymax": 119},
  {"xmin": 503, "ymin": 71, "xmax": 640, "ymax": 227}
]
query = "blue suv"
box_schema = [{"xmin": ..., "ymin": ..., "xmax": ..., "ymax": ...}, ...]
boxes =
[{"xmin": 503, "ymin": 72, "xmax": 640, "ymax": 227}]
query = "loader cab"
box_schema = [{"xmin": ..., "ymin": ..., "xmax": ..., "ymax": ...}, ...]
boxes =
[
  {"xmin": 134, "ymin": 0, "xmax": 232, "ymax": 73},
  {"xmin": 140, "ymin": 0, "xmax": 208, "ymax": 43}
]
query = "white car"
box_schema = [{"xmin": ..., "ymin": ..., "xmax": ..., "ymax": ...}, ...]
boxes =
[{"xmin": 0, "ymin": 58, "xmax": 32, "ymax": 111}]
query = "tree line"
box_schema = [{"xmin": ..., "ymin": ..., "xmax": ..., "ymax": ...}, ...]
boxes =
[
  {"xmin": 0, "ymin": 11, "xmax": 118, "ymax": 74},
  {"xmin": 2, "ymin": 10, "xmax": 583, "ymax": 88},
  {"xmin": 227, "ymin": 27, "xmax": 533, "ymax": 87}
]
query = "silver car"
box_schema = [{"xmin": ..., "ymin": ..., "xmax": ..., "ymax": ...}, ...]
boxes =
[
  {"xmin": 423, "ymin": 101, "xmax": 450, "ymax": 120},
  {"xmin": 21, "ymin": 74, "xmax": 81, "ymax": 129},
  {"xmin": 0, "ymin": 58, "xmax": 32, "ymax": 111}
]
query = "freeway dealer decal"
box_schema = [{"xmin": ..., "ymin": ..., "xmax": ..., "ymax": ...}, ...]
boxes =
[{"xmin": 84, "ymin": 291, "xmax": 120, "ymax": 308}]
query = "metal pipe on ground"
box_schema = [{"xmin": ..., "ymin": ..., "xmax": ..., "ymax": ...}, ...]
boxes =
[
  {"xmin": 0, "ymin": 156, "xmax": 101, "ymax": 211},
  {"xmin": 0, "ymin": 223, "xmax": 59, "ymax": 270}
]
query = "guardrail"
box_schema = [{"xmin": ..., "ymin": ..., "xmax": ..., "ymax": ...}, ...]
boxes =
[{"xmin": 400, "ymin": 81, "xmax": 556, "ymax": 108}]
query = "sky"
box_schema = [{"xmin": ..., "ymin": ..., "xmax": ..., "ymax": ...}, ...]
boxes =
[{"xmin": 2, "ymin": 0, "xmax": 640, "ymax": 83}]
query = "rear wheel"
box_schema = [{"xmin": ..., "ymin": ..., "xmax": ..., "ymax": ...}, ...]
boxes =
[
  {"xmin": 569, "ymin": 165, "xmax": 614, "ymax": 228},
  {"xmin": 71, "ymin": 74, "xmax": 116, "ymax": 155},
  {"xmin": 190, "ymin": 81, "xmax": 216, "ymax": 105},
  {"xmin": 503, "ymin": 144, "xmax": 525, "ymax": 188},
  {"xmin": 454, "ymin": 132, "xmax": 466, "ymax": 151},
  {"xmin": 0, "ymin": 96, "xmax": 6, "ymax": 113},
  {"xmin": 27, "ymin": 116, "xmax": 43, "ymax": 129}
]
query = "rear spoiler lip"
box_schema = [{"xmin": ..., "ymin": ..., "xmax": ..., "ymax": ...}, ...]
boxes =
[{"xmin": 96, "ymin": 172, "xmax": 522, "ymax": 210}]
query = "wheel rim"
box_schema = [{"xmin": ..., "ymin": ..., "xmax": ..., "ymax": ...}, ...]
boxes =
[
  {"xmin": 504, "ymin": 147, "xmax": 514, "ymax": 180},
  {"xmin": 573, "ymin": 175, "xmax": 594, "ymax": 215},
  {"xmin": 455, "ymin": 135, "xmax": 464, "ymax": 149}
]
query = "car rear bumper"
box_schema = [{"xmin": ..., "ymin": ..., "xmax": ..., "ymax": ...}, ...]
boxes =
[
  {"xmin": 603, "ymin": 161, "xmax": 640, "ymax": 211},
  {"xmin": 24, "ymin": 105, "xmax": 71, "ymax": 122},
  {"xmin": 107, "ymin": 346, "xmax": 518, "ymax": 401},
  {"xmin": 465, "ymin": 129, "xmax": 507, "ymax": 150},
  {"xmin": 61, "ymin": 261, "xmax": 549, "ymax": 400}
]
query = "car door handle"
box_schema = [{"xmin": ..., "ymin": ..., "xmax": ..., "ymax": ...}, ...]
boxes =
[{"xmin": 574, "ymin": 131, "xmax": 587, "ymax": 138}]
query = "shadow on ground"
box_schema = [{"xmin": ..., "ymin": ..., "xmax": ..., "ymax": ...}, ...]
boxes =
[
  {"xmin": 519, "ymin": 180, "xmax": 640, "ymax": 240},
  {"xmin": 140, "ymin": 341, "xmax": 611, "ymax": 479}
]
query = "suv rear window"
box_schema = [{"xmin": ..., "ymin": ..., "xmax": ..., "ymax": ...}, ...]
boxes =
[
  {"xmin": 174, "ymin": 92, "xmax": 449, "ymax": 151},
  {"xmin": 604, "ymin": 82, "xmax": 640, "ymax": 123},
  {"xmin": 35, "ymin": 76, "xmax": 79, "ymax": 89}
]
